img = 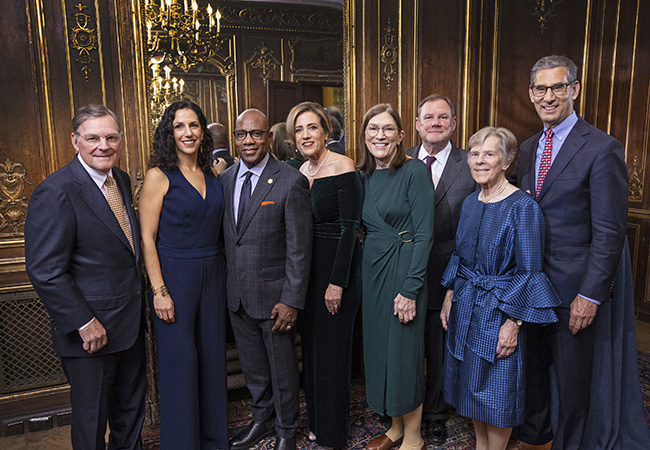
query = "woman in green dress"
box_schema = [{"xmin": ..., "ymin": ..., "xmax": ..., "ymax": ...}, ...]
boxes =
[{"xmin": 358, "ymin": 104, "xmax": 434, "ymax": 450}]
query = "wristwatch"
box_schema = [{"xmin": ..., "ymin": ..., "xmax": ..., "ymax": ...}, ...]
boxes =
[{"xmin": 508, "ymin": 316, "xmax": 523, "ymax": 327}]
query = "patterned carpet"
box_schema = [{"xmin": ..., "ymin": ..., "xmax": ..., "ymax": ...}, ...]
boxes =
[{"xmin": 142, "ymin": 350, "xmax": 650, "ymax": 450}]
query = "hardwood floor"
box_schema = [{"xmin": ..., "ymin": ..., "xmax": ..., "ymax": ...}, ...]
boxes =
[{"xmin": 2, "ymin": 320, "xmax": 650, "ymax": 449}]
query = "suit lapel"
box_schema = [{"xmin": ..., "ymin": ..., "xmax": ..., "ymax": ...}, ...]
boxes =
[
  {"xmin": 70, "ymin": 158, "xmax": 133, "ymax": 253},
  {"xmin": 114, "ymin": 170, "xmax": 138, "ymax": 258},
  {"xmin": 237, "ymin": 158, "xmax": 281, "ymax": 238},
  {"xmin": 435, "ymin": 145, "xmax": 463, "ymax": 206},
  {"xmin": 537, "ymin": 118, "xmax": 588, "ymax": 201},
  {"xmin": 520, "ymin": 134, "xmax": 540, "ymax": 195},
  {"xmin": 222, "ymin": 162, "xmax": 239, "ymax": 236}
]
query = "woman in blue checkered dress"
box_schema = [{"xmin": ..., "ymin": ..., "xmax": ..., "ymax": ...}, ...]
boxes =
[{"xmin": 439, "ymin": 127, "xmax": 560, "ymax": 450}]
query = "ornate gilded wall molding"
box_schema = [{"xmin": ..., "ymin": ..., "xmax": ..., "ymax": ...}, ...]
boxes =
[
  {"xmin": 246, "ymin": 43, "xmax": 281, "ymax": 87},
  {"xmin": 629, "ymin": 156, "xmax": 643, "ymax": 201},
  {"xmin": 69, "ymin": 1, "xmax": 98, "ymax": 82},
  {"xmin": 530, "ymin": 0, "xmax": 564, "ymax": 33},
  {"xmin": 381, "ymin": 18, "xmax": 398, "ymax": 90},
  {"xmin": 219, "ymin": 6, "xmax": 341, "ymax": 35},
  {"xmin": 0, "ymin": 159, "xmax": 33, "ymax": 235}
]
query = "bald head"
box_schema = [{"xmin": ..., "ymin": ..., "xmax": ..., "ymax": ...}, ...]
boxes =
[
  {"xmin": 234, "ymin": 109, "xmax": 272, "ymax": 169},
  {"xmin": 207, "ymin": 123, "xmax": 229, "ymax": 150}
]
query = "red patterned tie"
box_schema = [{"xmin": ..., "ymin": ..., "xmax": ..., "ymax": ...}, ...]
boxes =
[{"xmin": 536, "ymin": 129, "xmax": 553, "ymax": 197}]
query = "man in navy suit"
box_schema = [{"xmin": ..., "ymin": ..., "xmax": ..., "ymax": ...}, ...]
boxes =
[
  {"xmin": 221, "ymin": 109, "xmax": 312, "ymax": 450},
  {"xmin": 513, "ymin": 55, "xmax": 628, "ymax": 450},
  {"xmin": 25, "ymin": 104, "xmax": 145, "ymax": 450},
  {"xmin": 405, "ymin": 94, "xmax": 476, "ymax": 446}
]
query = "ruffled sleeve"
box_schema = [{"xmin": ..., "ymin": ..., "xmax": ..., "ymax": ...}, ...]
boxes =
[{"xmin": 497, "ymin": 196, "xmax": 560, "ymax": 323}]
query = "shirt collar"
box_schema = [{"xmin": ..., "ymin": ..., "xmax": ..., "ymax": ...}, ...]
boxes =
[
  {"xmin": 237, "ymin": 152, "xmax": 270, "ymax": 179},
  {"xmin": 543, "ymin": 111, "xmax": 578, "ymax": 143},
  {"xmin": 77, "ymin": 153, "xmax": 113, "ymax": 189},
  {"xmin": 417, "ymin": 140, "xmax": 452, "ymax": 164}
]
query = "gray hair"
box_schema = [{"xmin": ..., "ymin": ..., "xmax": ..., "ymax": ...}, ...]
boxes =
[
  {"xmin": 467, "ymin": 126, "xmax": 518, "ymax": 166},
  {"xmin": 72, "ymin": 104, "xmax": 121, "ymax": 134},
  {"xmin": 530, "ymin": 55, "xmax": 578, "ymax": 85},
  {"xmin": 417, "ymin": 94, "xmax": 456, "ymax": 119}
]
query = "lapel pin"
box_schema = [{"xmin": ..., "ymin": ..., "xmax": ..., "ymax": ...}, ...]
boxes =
[{"xmin": 267, "ymin": 178, "xmax": 273, "ymax": 184}]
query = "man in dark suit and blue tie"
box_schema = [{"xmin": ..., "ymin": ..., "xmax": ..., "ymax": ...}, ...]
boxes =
[
  {"xmin": 220, "ymin": 109, "xmax": 312, "ymax": 450},
  {"xmin": 405, "ymin": 94, "xmax": 476, "ymax": 446},
  {"xmin": 25, "ymin": 104, "xmax": 145, "ymax": 449},
  {"xmin": 513, "ymin": 55, "xmax": 630, "ymax": 450}
]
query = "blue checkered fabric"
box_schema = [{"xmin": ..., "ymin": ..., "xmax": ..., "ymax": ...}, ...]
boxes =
[{"xmin": 440, "ymin": 189, "xmax": 560, "ymax": 427}]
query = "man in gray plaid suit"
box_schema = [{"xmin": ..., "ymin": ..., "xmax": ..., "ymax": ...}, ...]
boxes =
[{"xmin": 220, "ymin": 109, "xmax": 313, "ymax": 450}]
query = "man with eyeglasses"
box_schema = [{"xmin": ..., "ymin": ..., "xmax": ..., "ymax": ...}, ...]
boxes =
[
  {"xmin": 404, "ymin": 94, "xmax": 476, "ymax": 446},
  {"xmin": 25, "ymin": 104, "xmax": 145, "ymax": 449},
  {"xmin": 512, "ymin": 55, "xmax": 649, "ymax": 449},
  {"xmin": 220, "ymin": 109, "xmax": 312, "ymax": 450}
]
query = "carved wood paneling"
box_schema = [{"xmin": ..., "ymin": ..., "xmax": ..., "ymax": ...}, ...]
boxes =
[{"xmin": 348, "ymin": 0, "xmax": 650, "ymax": 318}]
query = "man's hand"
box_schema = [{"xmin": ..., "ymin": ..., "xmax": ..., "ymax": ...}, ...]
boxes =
[
  {"xmin": 393, "ymin": 294, "xmax": 416, "ymax": 324},
  {"xmin": 271, "ymin": 303, "xmax": 297, "ymax": 332},
  {"xmin": 569, "ymin": 294, "xmax": 598, "ymax": 335},
  {"xmin": 78, "ymin": 318, "xmax": 107, "ymax": 354},
  {"xmin": 440, "ymin": 289, "xmax": 453, "ymax": 331},
  {"xmin": 496, "ymin": 319, "xmax": 519, "ymax": 359}
]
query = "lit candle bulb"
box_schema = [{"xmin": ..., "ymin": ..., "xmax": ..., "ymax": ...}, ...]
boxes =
[
  {"xmin": 179, "ymin": 79, "xmax": 185, "ymax": 93},
  {"xmin": 147, "ymin": 21, "xmax": 152, "ymax": 43},
  {"xmin": 216, "ymin": 9, "xmax": 221, "ymax": 35},
  {"xmin": 164, "ymin": 65, "xmax": 171, "ymax": 79},
  {"xmin": 184, "ymin": 0, "xmax": 188, "ymax": 12},
  {"xmin": 208, "ymin": 5, "xmax": 213, "ymax": 30},
  {"xmin": 195, "ymin": 19, "xmax": 200, "ymax": 40},
  {"xmin": 192, "ymin": 1, "xmax": 197, "ymax": 23},
  {"xmin": 152, "ymin": 63, "xmax": 159, "ymax": 77}
]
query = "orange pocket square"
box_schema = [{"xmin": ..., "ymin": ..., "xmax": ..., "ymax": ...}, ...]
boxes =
[{"xmin": 261, "ymin": 201, "xmax": 275, "ymax": 206}]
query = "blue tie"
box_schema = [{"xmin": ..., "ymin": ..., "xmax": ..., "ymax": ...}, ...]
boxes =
[{"xmin": 237, "ymin": 172, "xmax": 253, "ymax": 230}]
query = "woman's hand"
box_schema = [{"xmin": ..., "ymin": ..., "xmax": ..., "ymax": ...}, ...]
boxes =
[
  {"xmin": 394, "ymin": 294, "xmax": 416, "ymax": 324},
  {"xmin": 495, "ymin": 319, "xmax": 520, "ymax": 359},
  {"xmin": 154, "ymin": 293, "xmax": 175, "ymax": 324},
  {"xmin": 324, "ymin": 284, "xmax": 343, "ymax": 315},
  {"xmin": 212, "ymin": 158, "xmax": 228, "ymax": 176},
  {"xmin": 439, "ymin": 289, "xmax": 453, "ymax": 331}
]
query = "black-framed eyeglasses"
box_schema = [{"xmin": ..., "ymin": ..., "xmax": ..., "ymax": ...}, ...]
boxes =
[
  {"xmin": 530, "ymin": 81, "xmax": 575, "ymax": 98},
  {"xmin": 233, "ymin": 129, "xmax": 268, "ymax": 141}
]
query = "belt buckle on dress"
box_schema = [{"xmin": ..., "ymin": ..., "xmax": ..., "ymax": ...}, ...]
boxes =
[{"xmin": 398, "ymin": 230, "xmax": 413, "ymax": 243}]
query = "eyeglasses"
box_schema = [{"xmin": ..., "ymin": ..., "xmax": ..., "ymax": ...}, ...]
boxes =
[
  {"xmin": 233, "ymin": 129, "xmax": 268, "ymax": 141},
  {"xmin": 76, "ymin": 133, "xmax": 122, "ymax": 146},
  {"xmin": 530, "ymin": 81, "xmax": 575, "ymax": 98},
  {"xmin": 366, "ymin": 125, "xmax": 399, "ymax": 137}
]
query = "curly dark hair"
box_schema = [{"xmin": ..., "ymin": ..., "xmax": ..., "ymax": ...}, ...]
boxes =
[{"xmin": 150, "ymin": 100, "xmax": 214, "ymax": 172}]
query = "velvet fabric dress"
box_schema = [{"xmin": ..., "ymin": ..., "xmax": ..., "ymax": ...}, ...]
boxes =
[
  {"xmin": 300, "ymin": 171, "xmax": 362, "ymax": 448},
  {"xmin": 153, "ymin": 170, "xmax": 228, "ymax": 450},
  {"xmin": 361, "ymin": 159, "xmax": 434, "ymax": 417},
  {"xmin": 441, "ymin": 190, "xmax": 560, "ymax": 428}
]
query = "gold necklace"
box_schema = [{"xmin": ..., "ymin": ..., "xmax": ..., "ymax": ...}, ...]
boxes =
[
  {"xmin": 479, "ymin": 178, "xmax": 508, "ymax": 203},
  {"xmin": 307, "ymin": 149, "xmax": 330, "ymax": 177}
]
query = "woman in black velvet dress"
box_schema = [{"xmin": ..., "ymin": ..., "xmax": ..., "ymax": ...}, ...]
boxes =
[{"xmin": 287, "ymin": 102, "xmax": 362, "ymax": 449}]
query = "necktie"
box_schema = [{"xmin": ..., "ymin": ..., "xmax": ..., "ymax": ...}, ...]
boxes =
[
  {"xmin": 425, "ymin": 155, "xmax": 437, "ymax": 186},
  {"xmin": 536, "ymin": 129, "xmax": 553, "ymax": 197},
  {"xmin": 104, "ymin": 175, "xmax": 134, "ymax": 252},
  {"xmin": 237, "ymin": 171, "xmax": 253, "ymax": 229}
]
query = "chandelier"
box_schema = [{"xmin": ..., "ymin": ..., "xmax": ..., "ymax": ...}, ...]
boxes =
[
  {"xmin": 145, "ymin": 0, "xmax": 223, "ymax": 72},
  {"xmin": 150, "ymin": 64, "xmax": 185, "ymax": 127}
]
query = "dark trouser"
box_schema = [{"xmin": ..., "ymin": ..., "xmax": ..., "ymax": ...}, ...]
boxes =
[
  {"xmin": 423, "ymin": 308, "xmax": 447, "ymax": 421},
  {"xmin": 60, "ymin": 334, "xmax": 145, "ymax": 450},
  {"xmin": 229, "ymin": 306, "xmax": 300, "ymax": 438},
  {"xmin": 516, "ymin": 308, "xmax": 594, "ymax": 450}
]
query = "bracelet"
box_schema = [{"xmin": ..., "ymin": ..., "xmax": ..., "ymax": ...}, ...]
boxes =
[
  {"xmin": 152, "ymin": 284, "xmax": 169, "ymax": 297},
  {"xmin": 330, "ymin": 285, "xmax": 343, "ymax": 292}
]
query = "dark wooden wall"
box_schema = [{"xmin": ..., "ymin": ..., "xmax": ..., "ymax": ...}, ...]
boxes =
[
  {"xmin": 0, "ymin": 0, "xmax": 342, "ymax": 435},
  {"xmin": 346, "ymin": 0, "xmax": 650, "ymax": 320}
]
